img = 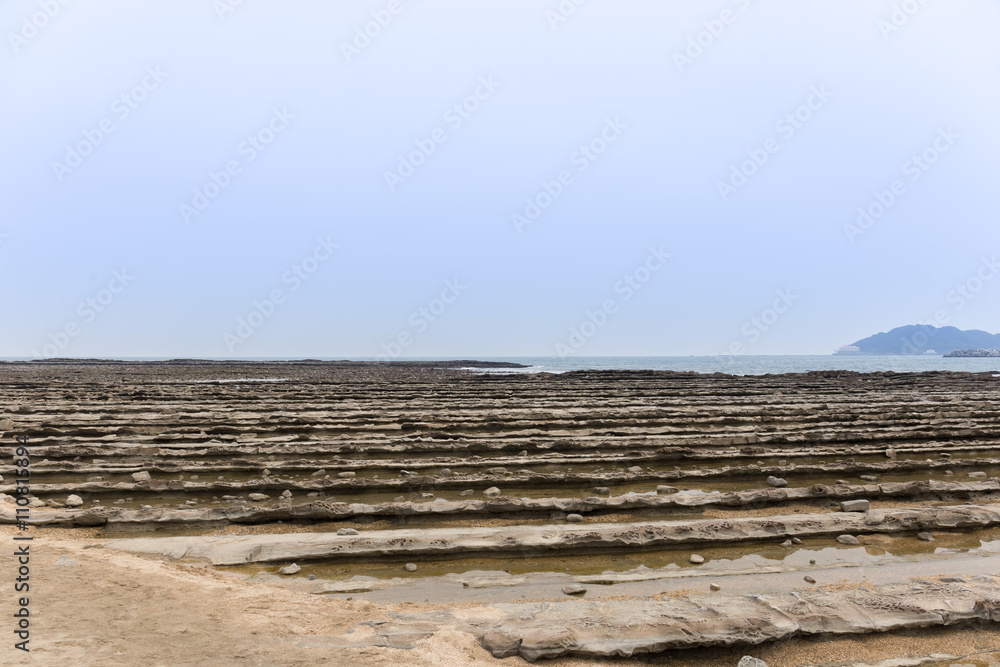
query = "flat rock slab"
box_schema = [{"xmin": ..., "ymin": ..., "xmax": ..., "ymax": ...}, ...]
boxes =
[
  {"xmin": 103, "ymin": 504, "xmax": 1000, "ymax": 566},
  {"xmin": 8, "ymin": 480, "xmax": 998, "ymax": 528},
  {"xmin": 478, "ymin": 576, "xmax": 1000, "ymax": 661}
]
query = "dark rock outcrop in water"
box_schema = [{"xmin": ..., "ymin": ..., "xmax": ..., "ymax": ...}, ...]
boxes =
[
  {"xmin": 945, "ymin": 348, "xmax": 1000, "ymax": 358},
  {"xmin": 845, "ymin": 325, "xmax": 1000, "ymax": 355}
]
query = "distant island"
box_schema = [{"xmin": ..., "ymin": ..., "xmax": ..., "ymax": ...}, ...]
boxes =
[
  {"xmin": 835, "ymin": 325, "xmax": 1000, "ymax": 355},
  {"xmin": 944, "ymin": 349, "xmax": 1000, "ymax": 358}
]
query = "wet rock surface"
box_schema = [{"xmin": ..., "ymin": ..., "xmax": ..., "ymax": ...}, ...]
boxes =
[{"xmin": 103, "ymin": 505, "xmax": 1000, "ymax": 565}]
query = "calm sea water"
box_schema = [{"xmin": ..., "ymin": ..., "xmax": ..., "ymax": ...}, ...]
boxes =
[
  {"xmin": 6, "ymin": 356, "xmax": 998, "ymax": 376},
  {"xmin": 406, "ymin": 355, "xmax": 1000, "ymax": 375}
]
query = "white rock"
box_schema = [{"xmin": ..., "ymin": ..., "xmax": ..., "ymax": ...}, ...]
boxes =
[
  {"xmin": 65, "ymin": 495, "xmax": 84, "ymax": 507},
  {"xmin": 131, "ymin": 471, "xmax": 152, "ymax": 482},
  {"xmin": 278, "ymin": 563, "xmax": 301, "ymax": 575}
]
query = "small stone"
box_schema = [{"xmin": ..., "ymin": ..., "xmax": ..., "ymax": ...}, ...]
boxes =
[
  {"xmin": 940, "ymin": 453, "xmax": 952, "ymax": 458},
  {"xmin": 738, "ymin": 657, "xmax": 768, "ymax": 667},
  {"xmin": 483, "ymin": 487, "xmax": 501, "ymax": 497},
  {"xmin": 859, "ymin": 474, "xmax": 878, "ymax": 482},
  {"xmin": 87, "ymin": 475, "xmax": 104, "ymax": 482},
  {"xmin": 337, "ymin": 528, "xmax": 359, "ymax": 536},
  {"xmin": 781, "ymin": 539, "xmax": 793, "ymax": 547},
  {"xmin": 656, "ymin": 485, "xmax": 679, "ymax": 495},
  {"xmin": 263, "ymin": 469, "xmax": 271, "ymax": 476},
  {"xmin": 945, "ymin": 470, "xmax": 954, "ymax": 475},
  {"xmin": 917, "ymin": 532, "xmax": 935, "ymax": 542},
  {"xmin": 885, "ymin": 449, "xmax": 897, "ymax": 458},
  {"xmin": 969, "ymin": 471, "xmax": 988, "ymax": 479},
  {"xmin": 404, "ymin": 563, "xmax": 417, "ymax": 572},
  {"xmin": 690, "ymin": 554, "xmax": 705, "ymax": 564},
  {"xmin": 518, "ymin": 450, "xmax": 527, "ymax": 456},
  {"xmin": 766, "ymin": 476, "xmax": 787, "ymax": 488},
  {"xmin": 804, "ymin": 576, "xmax": 816, "ymax": 584},
  {"xmin": 439, "ymin": 469, "xmax": 453, "ymax": 476},
  {"xmin": 566, "ymin": 513, "xmax": 584, "ymax": 523},
  {"xmin": 65, "ymin": 494, "xmax": 84, "ymax": 507},
  {"xmin": 561, "ymin": 584, "xmax": 586, "ymax": 596},
  {"xmin": 627, "ymin": 466, "xmax": 643, "ymax": 474},
  {"xmin": 836, "ymin": 480, "xmax": 851, "ymax": 486},
  {"xmin": 338, "ymin": 471, "xmax": 356, "ymax": 479},
  {"xmin": 840, "ymin": 500, "xmax": 870, "ymax": 512},
  {"xmin": 394, "ymin": 496, "xmax": 406, "ymax": 502},
  {"xmin": 459, "ymin": 489, "xmax": 474, "ymax": 497},
  {"xmin": 131, "ymin": 471, "xmax": 152, "ymax": 482},
  {"xmin": 0, "ymin": 418, "xmax": 13, "ymax": 431},
  {"xmin": 307, "ymin": 492, "xmax": 319, "ymax": 497},
  {"xmin": 281, "ymin": 490, "xmax": 292, "ymax": 499},
  {"xmin": 791, "ymin": 537, "xmax": 802, "ymax": 545},
  {"xmin": 420, "ymin": 493, "xmax": 434, "ymax": 499},
  {"xmin": 593, "ymin": 487, "xmax": 611, "ymax": 496},
  {"xmin": 311, "ymin": 469, "xmax": 327, "ymax": 477},
  {"xmin": 809, "ymin": 559, "xmax": 816, "ymax": 565},
  {"xmin": 248, "ymin": 493, "xmax": 270, "ymax": 501},
  {"xmin": 189, "ymin": 475, "xmax": 198, "ymax": 480},
  {"xmin": 836, "ymin": 535, "xmax": 861, "ymax": 545},
  {"xmin": 709, "ymin": 583, "xmax": 721, "ymax": 591},
  {"xmin": 278, "ymin": 563, "xmax": 301, "ymax": 575}
]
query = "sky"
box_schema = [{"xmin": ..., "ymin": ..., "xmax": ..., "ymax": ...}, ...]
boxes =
[{"xmin": 2, "ymin": 0, "xmax": 998, "ymax": 359}]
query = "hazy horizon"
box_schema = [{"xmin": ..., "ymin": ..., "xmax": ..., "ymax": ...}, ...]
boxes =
[{"xmin": 3, "ymin": 1, "xmax": 998, "ymax": 359}]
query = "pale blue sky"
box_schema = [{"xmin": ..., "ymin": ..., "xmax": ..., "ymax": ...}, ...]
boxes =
[{"xmin": 2, "ymin": 0, "xmax": 998, "ymax": 358}]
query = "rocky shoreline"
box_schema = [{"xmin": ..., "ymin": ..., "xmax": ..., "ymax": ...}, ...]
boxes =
[{"xmin": 4, "ymin": 362, "xmax": 1000, "ymax": 664}]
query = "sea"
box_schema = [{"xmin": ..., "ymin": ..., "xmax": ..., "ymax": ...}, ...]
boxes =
[{"xmin": 5, "ymin": 356, "xmax": 1000, "ymax": 376}]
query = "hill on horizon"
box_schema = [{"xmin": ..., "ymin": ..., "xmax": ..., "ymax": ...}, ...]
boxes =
[{"xmin": 849, "ymin": 325, "xmax": 1000, "ymax": 355}]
